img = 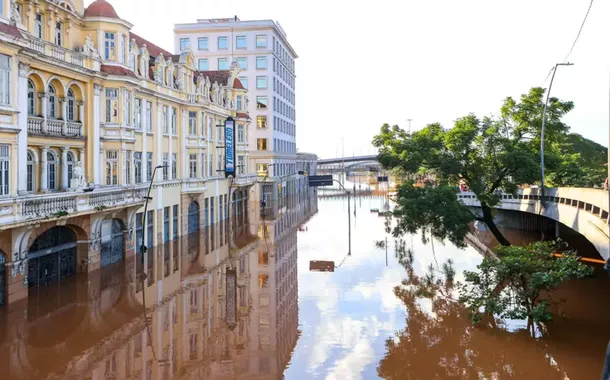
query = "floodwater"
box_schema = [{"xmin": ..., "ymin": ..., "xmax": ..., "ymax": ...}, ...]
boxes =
[{"xmin": 1, "ymin": 188, "xmax": 609, "ymax": 380}]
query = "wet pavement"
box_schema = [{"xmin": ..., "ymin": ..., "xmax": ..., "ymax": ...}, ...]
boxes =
[{"xmin": 1, "ymin": 189, "xmax": 609, "ymax": 379}]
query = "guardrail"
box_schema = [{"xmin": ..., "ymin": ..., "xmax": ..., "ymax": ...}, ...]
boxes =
[{"xmin": 0, "ymin": 188, "xmax": 146, "ymax": 227}]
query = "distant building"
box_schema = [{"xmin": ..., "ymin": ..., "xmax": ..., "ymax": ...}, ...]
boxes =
[{"xmin": 174, "ymin": 17, "xmax": 297, "ymax": 178}]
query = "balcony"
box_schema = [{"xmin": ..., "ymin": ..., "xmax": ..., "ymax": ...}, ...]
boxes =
[
  {"xmin": 28, "ymin": 117, "xmax": 84, "ymax": 138},
  {"xmin": 102, "ymin": 125, "xmax": 135, "ymax": 140},
  {"xmin": 232, "ymin": 174, "xmax": 257, "ymax": 187},
  {"xmin": 27, "ymin": 37, "xmax": 85, "ymax": 68},
  {"xmin": 0, "ymin": 188, "xmax": 146, "ymax": 227}
]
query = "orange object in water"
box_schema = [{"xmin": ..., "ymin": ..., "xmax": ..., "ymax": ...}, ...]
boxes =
[{"xmin": 551, "ymin": 253, "xmax": 606, "ymax": 265}]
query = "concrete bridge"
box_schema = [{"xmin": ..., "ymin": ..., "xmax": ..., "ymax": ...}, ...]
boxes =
[
  {"xmin": 457, "ymin": 187, "xmax": 610, "ymax": 261},
  {"xmin": 317, "ymin": 155, "xmax": 382, "ymax": 174}
]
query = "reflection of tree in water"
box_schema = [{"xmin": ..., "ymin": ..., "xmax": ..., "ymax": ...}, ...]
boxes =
[{"xmin": 377, "ymin": 239, "xmax": 568, "ymax": 380}]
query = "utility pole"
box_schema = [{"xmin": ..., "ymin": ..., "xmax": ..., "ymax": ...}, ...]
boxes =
[{"xmin": 541, "ymin": 62, "xmax": 573, "ymax": 198}]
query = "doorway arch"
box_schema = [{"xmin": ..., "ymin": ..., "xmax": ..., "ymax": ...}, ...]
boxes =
[
  {"xmin": 28, "ymin": 226, "xmax": 77, "ymax": 287},
  {"xmin": 188, "ymin": 201, "xmax": 200, "ymax": 234},
  {"xmin": 100, "ymin": 219, "xmax": 125, "ymax": 268}
]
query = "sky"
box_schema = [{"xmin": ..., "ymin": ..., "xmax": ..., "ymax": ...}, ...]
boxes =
[{"xmin": 87, "ymin": 0, "xmax": 610, "ymax": 159}]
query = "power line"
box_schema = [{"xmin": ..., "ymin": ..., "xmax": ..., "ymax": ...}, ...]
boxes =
[
  {"xmin": 541, "ymin": 0, "xmax": 594, "ymax": 86},
  {"xmin": 562, "ymin": 0, "xmax": 594, "ymax": 62}
]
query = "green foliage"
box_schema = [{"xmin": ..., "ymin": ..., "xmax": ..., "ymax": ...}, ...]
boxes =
[
  {"xmin": 373, "ymin": 87, "xmax": 604, "ymax": 245},
  {"xmin": 392, "ymin": 184, "xmax": 474, "ymax": 247},
  {"xmin": 458, "ymin": 241, "xmax": 593, "ymax": 324}
]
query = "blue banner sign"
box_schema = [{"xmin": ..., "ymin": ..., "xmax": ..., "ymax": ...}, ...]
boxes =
[{"xmin": 225, "ymin": 117, "xmax": 235, "ymax": 177}]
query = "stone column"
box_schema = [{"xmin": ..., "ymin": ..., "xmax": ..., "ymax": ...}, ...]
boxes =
[
  {"xmin": 60, "ymin": 97, "xmax": 67, "ymax": 135},
  {"xmin": 39, "ymin": 93, "xmax": 48, "ymax": 133},
  {"xmin": 79, "ymin": 148, "xmax": 85, "ymax": 176},
  {"xmin": 40, "ymin": 146, "xmax": 48, "ymax": 192},
  {"xmin": 77, "ymin": 101, "xmax": 85, "ymax": 136},
  {"xmin": 121, "ymin": 149, "xmax": 126, "ymax": 185},
  {"xmin": 141, "ymin": 99, "xmax": 148, "ymax": 183},
  {"xmin": 93, "ymin": 84, "xmax": 102, "ymax": 185},
  {"xmin": 17, "ymin": 63, "xmax": 29, "ymax": 195},
  {"xmin": 61, "ymin": 147, "xmax": 69, "ymax": 190}
]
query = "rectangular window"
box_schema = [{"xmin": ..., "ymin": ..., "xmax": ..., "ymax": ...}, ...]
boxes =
[
  {"xmin": 134, "ymin": 152, "xmax": 142, "ymax": 184},
  {"xmin": 172, "ymin": 153, "xmax": 177, "ymax": 179},
  {"xmin": 256, "ymin": 35, "xmax": 267, "ymax": 48},
  {"xmin": 198, "ymin": 59, "xmax": 208, "ymax": 71},
  {"xmin": 106, "ymin": 150, "xmax": 118, "ymax": 185},
  {"xmin": 146, "ymin": 101, "xmax": 152, "ymax": 131},
  {"xmin": 257, "ymin": 138, "xmax": 267, "ymax": 151},
  {"xmin": 171, "ymin": 108, "xmax": 177, "ymax": 134},
  {"xmin": 198, "ymin": 37, "xmax": 208, "ymax": 50},
  {"xmin": 236, "ymin": 57, "xmax": 247, "ymax": 70},
  {"xmin": 236, "ymin": 95, "xmax": 243, "ymax": 110},
  {"xmin": 162, "ymin": 106, "xmax": 168, "ymax": 134},
  {"xmin": 0, "ymin": 54, "xmax": 10, "ymax": 106},
  {"xmin": 162, "ymin": 153, "xmax": 168, "ymax": 180},
  {"xmin": 0, "ymin": 145, "xmax": 9, "ymax": 195},
  {"xmin": 172, "ymin": 205, "xmax": 179, "ymax": 239},
  {"xmin": 256, "ymin": 56, "xmax": 268, "ymax": 69},
  {"xmin": 256, "ymin": 76, "xmax": 267, "ymax": 89},
  {"xmin": 236, "ymin": 35, "xmax": 246, "ymax": 49},
  {"xmin": 218, "ymin": 58, "xmax": 228, "ymax": 70},
  {"xmin": 257, "ymin": 116, "xmax": 267, "ymax": 129},
  {"xmin": 125, "ymin": 150, "xmax": 131, "ymax": 185},
  {"xmin": 179, "ymin": 38, "xmax": 190, "ymax": 51},
  {"xmin": 237, "ymin": 124, "xmax": 244, "ymax": 143},
  {"xmin": 134, "ymin": 98, "xmax": 142, "ymax": 130},
  {"xmin": 105, "ymin": 88, "xmax": 118, "ymax": 123},
  {"xmin": 189, "ymin": 154, "xmax": 197, "ymax": 178},
  {"xmin": 55, "ymin": 22, "xmax": 62, "ymax": 46},
  {"xmin": 35, "ymin": 13, "xmax": 43, "ymax": 39},
  {"xmin": 188, "ymin": 111, "xmax": 197, "ymax": 135},
  {"xmin": 238, "ymin": 76, "xmax": 247, "ymax": 89},
  {"xmin": 217, "ymin": 36, "xmax": 228, "ymax": 50},
  {"xmin": 104, "ymin": 32, "xmax": 115, "ymax": 60},
  {"xmin": 256, "ymin": 96, "xmax": 267, "ymax": 109},
  {"xmin": 163, "ymin": 207, "xmax": 170, "ymax": 242},
  {"xmin": 238, "ymin": 155, "xmax": 245, "ymax": 174},
  {"xmin": 124, "ymin": 90, "xmax": 132, "ymax": 125},
  {"xmin": 146, "ymin": 152, "xmax": 153, "ymax": 179}
]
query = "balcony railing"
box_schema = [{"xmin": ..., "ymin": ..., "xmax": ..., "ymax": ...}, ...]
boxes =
[
  {"xmin": 47, "ymin": 119, "xmax": 63, "ymax": 135},
  {"xmin": 232, "ymin": 174, "xmax": 258, "ymax": 186},
  {"xmin": 27, "ymin": 36, "xmax": 85, "ymax": 68},
  {"xmin": 27, "ymin": 117, "xmax": 43, "ymax": 134},
  {"xmin": 28, "ymin": 117, "xmax": 84, "ymax": 138},
  {"xmin": 0, "ymin": 188, "xmax": 146, "ymax": 225},
  {"xmin": 66, "ymin": 122, "xmax": 82, "ymax": 137}
]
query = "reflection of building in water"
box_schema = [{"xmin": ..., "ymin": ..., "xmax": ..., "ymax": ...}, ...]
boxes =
[
  {"xmin": 0, "ymin": 188, "xmax": 317, "ymax": 380},
  {"xmin": 245, "ymin": 188, "xmax": 318, "ymax": 378}
]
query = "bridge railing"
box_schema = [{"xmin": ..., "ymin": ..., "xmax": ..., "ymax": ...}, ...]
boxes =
[{"xmin": 457, "ymin": 187, "xmax": 610, "ymax": 224}]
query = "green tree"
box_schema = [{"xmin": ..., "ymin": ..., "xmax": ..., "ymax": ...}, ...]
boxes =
[
  {"xmin": 373, "ymin": 87, "xmax": 574, "ymax": 246},
  {"xmin": 458, "ymin": 242, "xmax": 593, "ymax": 327}
]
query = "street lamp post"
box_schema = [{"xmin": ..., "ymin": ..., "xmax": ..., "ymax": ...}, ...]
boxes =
[
  {"xmin": 332, "ymin": 179, "xmax": 351, "ymax": 255},
  {"xmin": 540, "ymin": 62, "xmax": 573, "ymax": 198},
  {"xmin": 139, "ymin": 164, "xmax": 167, "ymax": 256}
]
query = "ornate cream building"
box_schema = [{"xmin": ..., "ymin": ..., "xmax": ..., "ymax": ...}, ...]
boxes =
[{"xmin": 0, "ymin": 0, "xmax": 258, "ymax": 307}]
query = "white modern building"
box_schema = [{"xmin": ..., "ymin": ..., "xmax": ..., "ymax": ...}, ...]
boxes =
[{"xmin": 174, "ymin": 17, "xmax": 297, "ymax": 178}]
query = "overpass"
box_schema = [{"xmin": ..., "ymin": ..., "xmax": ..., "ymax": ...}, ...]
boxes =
[
  {"xmin": 458, "ymin": 187, "xmax": 610, "ymax": 261},
  {"xmin": 317, "ymin": 155, "xmax": 378, "ymax": 165}
]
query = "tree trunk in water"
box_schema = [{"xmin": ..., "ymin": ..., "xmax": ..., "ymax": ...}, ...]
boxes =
[{"xmin": 481, "ymin": 202, "xmax": 511, "ymax": 246}]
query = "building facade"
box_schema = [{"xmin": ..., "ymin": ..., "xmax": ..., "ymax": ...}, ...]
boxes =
[
  {"xmin": 174, "ymin": 17, "xmax": 297, "ymax": 178},
  {"xmin": 0, "ymin": 0, "xmax": 258, "ymax": 307}
]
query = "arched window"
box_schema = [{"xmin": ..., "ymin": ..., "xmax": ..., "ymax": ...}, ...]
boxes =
[
  {"xmin": 47, "ymin": 84, "xmax": 56, "ymax": 119},
  {"xmin": 188, "ymin": 201, "xmax": 200, "ymax": 233},
  {"xmin": 66, "ymin": 151, "xmax": 74, "ymax": 185},
  {"xmin": 67, "ymin": 88, "xmax": 75, "ymax": 121},
  {"xmin": 47, "ymin": 151, "xmax": 57, "ymax": 190},
  {"xmin": 27, "ymin": 151, "xmax": 34, "ymax": 192},
  {"xmin": 27, "ymin": 79, "xmax": 35, "ymax": 116}
]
